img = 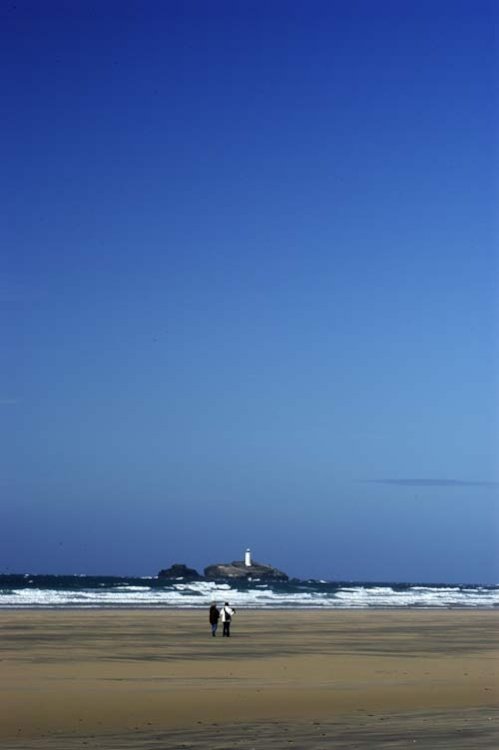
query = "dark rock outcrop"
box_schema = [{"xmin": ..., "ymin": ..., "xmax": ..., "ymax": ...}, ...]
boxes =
[
  {"xmin": 157, "ymin": 563, "xmax": 201, "ymax": 580},
  {"xmin": 204, "ymin": 560, "xmax": 288, "ymax": 581}
]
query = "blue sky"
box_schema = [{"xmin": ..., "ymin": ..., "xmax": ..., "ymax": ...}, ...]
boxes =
[{"xmin": 2, "ymin": 1, "xmax": 498, "ymax": 583}]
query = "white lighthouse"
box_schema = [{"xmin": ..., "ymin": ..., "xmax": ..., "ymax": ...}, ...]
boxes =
[{"xmin": 244, "ymin": 548, "xmax": 252, "ymax": 567}]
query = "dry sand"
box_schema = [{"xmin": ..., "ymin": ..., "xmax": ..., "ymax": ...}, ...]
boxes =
[{"xmin": 0, "ymin": 609, "xmax": 497, "ymax": 748}]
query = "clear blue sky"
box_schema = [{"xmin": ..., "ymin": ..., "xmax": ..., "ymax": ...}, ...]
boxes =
[{"xmin": 2, "ymin": 0, "xmax": 498, "ymax": 583}]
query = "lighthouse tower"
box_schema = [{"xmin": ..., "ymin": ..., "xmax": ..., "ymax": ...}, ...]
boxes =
[{"xmin": 244, "ymin": 548, "xmax": 252, "ymax": 567}]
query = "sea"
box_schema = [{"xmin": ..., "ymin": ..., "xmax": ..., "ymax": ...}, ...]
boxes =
[{"xmin": 0, "ymin": 575, "xmax": 498, "ymax": 609}]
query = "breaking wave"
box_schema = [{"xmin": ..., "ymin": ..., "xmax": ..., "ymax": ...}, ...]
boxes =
[{"xmin": 0, "ymin": 575, "xmax": 497, "ymax": 609}]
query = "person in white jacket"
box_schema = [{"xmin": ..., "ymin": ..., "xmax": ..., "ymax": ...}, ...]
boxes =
[{"xmin": 220, "ymin": 602, "xmax": 236, "ymax": 637}]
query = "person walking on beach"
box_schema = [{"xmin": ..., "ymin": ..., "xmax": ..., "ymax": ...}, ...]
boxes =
[
  {"xmin": 209, "ymin": 603, "xmax": 220, "ymax": 637},
  {"xmin": 220, "ymin": 602, "xmax": 235, "ymax": 637}
]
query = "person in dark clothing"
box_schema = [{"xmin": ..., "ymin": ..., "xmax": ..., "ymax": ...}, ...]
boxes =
[
  {"xmin": 220, "ymin": 602, "xmax": 235, "ymax": 637},
  {"xmin": 209, "ymin": 603, "xmax": 220, "ymax": 637}
]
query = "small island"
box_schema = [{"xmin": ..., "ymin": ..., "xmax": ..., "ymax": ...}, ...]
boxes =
[
  {"xmin": 157, "ymin": 563, "xmax": 202, "ymax": 581},
  {"xmin": 158, "ymin": 548, "xmax": 288, "ymax": 582}
]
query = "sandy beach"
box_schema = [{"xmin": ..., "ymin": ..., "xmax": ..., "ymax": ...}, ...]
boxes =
[{"xmin": 0, "ymin": 609, "xmax": 497, "ymax": 748}]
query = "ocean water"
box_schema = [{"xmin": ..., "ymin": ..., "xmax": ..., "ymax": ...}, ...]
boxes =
[{"xmin": 0, "ymin": 575, "xmax": 497, "ymax": 609}]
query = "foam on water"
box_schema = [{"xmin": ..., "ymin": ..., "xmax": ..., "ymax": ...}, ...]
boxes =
[{"xmin": 0, "ymin": 576, "xmax": 497, "ymax": 609}]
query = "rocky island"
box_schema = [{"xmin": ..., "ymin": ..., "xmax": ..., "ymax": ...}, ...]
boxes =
[
  {"xmin": 157, "ymin": 563, "xmax": 202, "ymax": 581},
  {"xmin": 158, "ymin": 549, "xmax": 288, "ymax": 582},
  {"xmin": 204, "ymin": 559, "xmax": 288, "ymax": 581}
]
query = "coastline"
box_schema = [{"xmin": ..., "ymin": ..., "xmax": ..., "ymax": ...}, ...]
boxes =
[
  {"xmin": 1, "ymin": 609, "xmax": 498, "ymax": 748},
  {"xmin": 1, "ymin": 605, "xmax": 498, "ymax": 611}
]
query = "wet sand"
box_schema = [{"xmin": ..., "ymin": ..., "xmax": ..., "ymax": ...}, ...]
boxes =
[{"xmin": 0, "ymin": 609, "xmax": 497, "ymax": 748}]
